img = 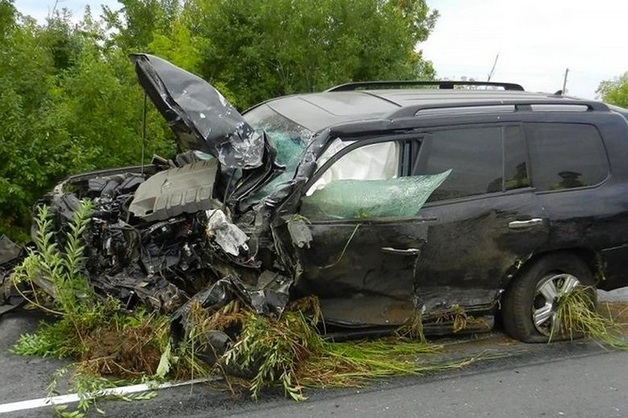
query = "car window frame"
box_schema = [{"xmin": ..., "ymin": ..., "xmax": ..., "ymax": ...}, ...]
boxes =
[
  {"xmin": 412, "ymin": 123, "xmax": 534, "ymax": 206},
  {"xmin": 297, "ymin": 133, "xmax": 443, "ymax": 222},
  {"xmin": 523, "ymin": 121, "xmax": 612, "ymax": 194},
  {"xmin": 302, "ymin": 134, "xmax": 419, "ymax": 192}
]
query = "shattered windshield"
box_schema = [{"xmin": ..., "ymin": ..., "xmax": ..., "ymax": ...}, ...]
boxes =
[{"xmin": 244, "ymin": 104, "xmax": 313, "ymax": 197}]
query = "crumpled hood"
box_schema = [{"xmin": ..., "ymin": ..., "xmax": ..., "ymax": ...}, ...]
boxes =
[{"xmin": 130, "ymin": 53, "xmax": 265, "ymax": 169}]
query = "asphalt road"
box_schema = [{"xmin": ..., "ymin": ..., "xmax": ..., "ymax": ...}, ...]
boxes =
[
  {"xmin": 219, "ymin": 349, "xmax": 628, "ymax": 418},
  {"xmin": 1, "ymin": 289, "xmax": 627, "ymax": 418},
  {"xmin": 23, "ymin": 338, "xmax": 618, "ymax": 418}
]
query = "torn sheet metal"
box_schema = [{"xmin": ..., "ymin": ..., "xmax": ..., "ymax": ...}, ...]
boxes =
[
  {"xmin": 170, "ymin": 271, "xmax": 291, "ymax": 343},
  {"xmin": 0, "ymin": 236, "xmax": 25, "ymax": 316},
  {"xmin": 0, "ymin": 235, "xmax": 21, "ymax": 265},
  {"xmin": 131, "ymin": 53, "xmax": 266, "ymax": 170}
]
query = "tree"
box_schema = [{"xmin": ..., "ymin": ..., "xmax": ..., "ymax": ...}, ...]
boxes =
[
  {"xmin": 597, "ymin": 72, "xmax": 628, "ymax": 109},
  {"xmin": 0, "ymin": 0, "xmax": 17, "ymax": 40},
  {"xmin": 102, "ymin": 0, "xmax": 181, "ymax": 50},
  {"xmin": 192, "ymin": 0, "xmax": 438, "ymax": 109},
  {"xmin": 0, "ymin": 7, "xmax": 174, "ymax": 242}
]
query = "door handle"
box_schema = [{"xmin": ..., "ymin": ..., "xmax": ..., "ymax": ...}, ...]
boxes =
[
  {"xmin": 381, "ymin": 247, "xmax": 421, "ymax": 256},
  {"xmin": 508, "ymin": 218, "xmax": 544, "ymax": 229}
]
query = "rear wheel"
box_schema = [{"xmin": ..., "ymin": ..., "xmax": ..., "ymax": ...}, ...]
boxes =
[{"xmin": 501, "ymin": 253, "xmax": 596, "ymax": 343}]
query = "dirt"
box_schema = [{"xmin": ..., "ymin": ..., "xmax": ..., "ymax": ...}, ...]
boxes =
[
  {"xmin": 599, "ymin": 301, "xmax": 628, "ymax": 329},
  {"xmin": 81, "ymin": 322, "xmax": 163, "ymax": 377}
]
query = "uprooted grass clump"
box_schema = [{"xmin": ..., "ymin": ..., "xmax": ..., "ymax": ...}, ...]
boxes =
[
  {"xmin": 221, "ymin": 304, "xmax": 453, "ymax": 400},
  {"xmin": 552, "ymin": 286, "xmax": 628, "ymax": 349},
  {"xmin": 167, "ymin": 296, "xmax": 462, "ymax": 401},
  {"xmin": 8, "ymin": 201, "xmax": 472, "ymax": 412}
]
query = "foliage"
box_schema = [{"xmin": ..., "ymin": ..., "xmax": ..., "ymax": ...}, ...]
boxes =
[
  {"xmin": 222, "ymin": 304, "xmax": 459, "ymax": 401},
  {"xmin": 0, "ymin": 5, "xmax": 175, "ymax": 242},
  {"xmin": 597, "ymin": 72, "xmax": 628, "ymax": 109},
  {"xmin": 193, "ymin": 0, "xmax": 438, "ymax": 108},
  {"xmin": 11, "ymin": 202, "xmax": 95, "ymax": 315},
  {"xmin": 552, "ymin": 286, "xmax": 628, "ymax": 349}
]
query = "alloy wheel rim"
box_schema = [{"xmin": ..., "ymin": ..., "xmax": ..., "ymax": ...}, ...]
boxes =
[{"xmin": 532, "ymin": 273, "xmax": 581, "ymax": 336}]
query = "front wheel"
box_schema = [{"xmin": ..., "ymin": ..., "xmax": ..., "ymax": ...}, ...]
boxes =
[{"xmin": 501, "ymin": 253, "xmax": 596, "ymax": 343}]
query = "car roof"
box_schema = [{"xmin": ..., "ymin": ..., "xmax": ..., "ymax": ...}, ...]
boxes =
[{"xmin": 257, "ymin": 88, "xmax": 604, "ymax": 133}]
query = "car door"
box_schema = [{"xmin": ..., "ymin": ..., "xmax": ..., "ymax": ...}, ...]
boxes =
[
  {"xmin": 281, "ymin": 136, "xmax": 438, "ymax": 327},
  {"xmin": 411, "ymin": 124, "xmax": 550, "ymax": 320}
]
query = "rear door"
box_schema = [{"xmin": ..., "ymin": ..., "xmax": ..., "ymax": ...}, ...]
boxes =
[{"xmin": 411, "ymin": 124, "xmax": 550, "ymax": 319}]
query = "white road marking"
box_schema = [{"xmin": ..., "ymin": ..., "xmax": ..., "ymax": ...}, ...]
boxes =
[{"xmin": 0, "ymin": 377, "xmax": 218, "ymax": 414}]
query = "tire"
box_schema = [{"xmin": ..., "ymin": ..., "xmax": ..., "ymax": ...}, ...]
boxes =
[{"xmin": 501, "ymin": 252, "xmax": 596, "ymax": 343}]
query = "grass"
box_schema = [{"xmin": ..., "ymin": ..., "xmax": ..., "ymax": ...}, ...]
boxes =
[
  {"xmin": 552, "ymin": 285, "xmax": 628, "ymax": 349},
  {"xmin": 220, "ymin": 308, "xmax": 471, "ymax": 401}
]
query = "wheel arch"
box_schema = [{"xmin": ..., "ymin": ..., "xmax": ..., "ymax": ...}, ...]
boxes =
[
  {"xmin": 500, "ymin": 247, "xmax": 600, "ymax": 297},
  {"xmin": 498, "ymin": 248, "xmax": 598, "ymax": 342}
]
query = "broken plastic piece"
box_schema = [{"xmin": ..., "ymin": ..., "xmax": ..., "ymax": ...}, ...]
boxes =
[
  {"xmin": 129, "ymin": 159, "xmax": 219, "ymax": 222},
  {"xmin": 287, "ymin": 218, "xmax": 313, "ymax": 249}
]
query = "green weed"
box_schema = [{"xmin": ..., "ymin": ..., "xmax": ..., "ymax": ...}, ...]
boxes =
[
  {"xmin": 8, "ymin": 203, "xmax": 481, "ymax": 410},
  {"xmin": 553, "ymin": 286, "xmax": 628, "ymax": 349}
]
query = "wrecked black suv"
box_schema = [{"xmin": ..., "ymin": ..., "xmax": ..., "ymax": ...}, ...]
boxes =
[{"xmin": 3, "ymin": 54, "xmax": 628, "ymax": 343}]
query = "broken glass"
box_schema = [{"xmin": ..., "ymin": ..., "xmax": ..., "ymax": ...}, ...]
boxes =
[
  {"xmin": 299, "ymin": 170, "xmax": 452, "ymax": 220},
  {"xmin": 250, "ymin": 132, "xmax": 307, "ymax": 198},
  {"xmin": 244, "ymin": 104, "xmax": 314, "ymax": 199}
]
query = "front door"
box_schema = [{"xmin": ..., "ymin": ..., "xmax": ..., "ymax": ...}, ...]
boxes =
[{"xmin": 284, "ymin": 138, "xmax": 437, "ymax": 326}]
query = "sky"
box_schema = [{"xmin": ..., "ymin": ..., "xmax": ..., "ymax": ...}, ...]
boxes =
[
  {"xmin": 13, "ymin": 0, "xmax": 628, "ymax": 100},
  {"xmin": 420, "ymin": 0, "xmax": 628, "ymax": 99}
]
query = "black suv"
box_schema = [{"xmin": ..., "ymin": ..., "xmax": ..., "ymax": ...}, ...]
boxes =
[{"xmin": 5, "ymin": 54, "xmax": 628, "ymax": 343}]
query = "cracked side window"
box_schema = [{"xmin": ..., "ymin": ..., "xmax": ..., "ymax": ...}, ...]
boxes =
[{"xmin": 300, "ymin": 141, "xmax": 450, "ymax": 220}]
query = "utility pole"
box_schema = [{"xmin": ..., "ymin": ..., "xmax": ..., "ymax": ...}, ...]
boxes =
[
  {"xmin": 487, "ymin": 53, "xmax": 500, "ymax": 83},
  {"xmin": 562, "ymin": 68, "xmax": 569, "ymax": 95}
]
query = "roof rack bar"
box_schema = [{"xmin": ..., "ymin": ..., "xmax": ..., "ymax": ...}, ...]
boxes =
[
  {"xmin": 389, "ymin": 99, "xmax": 610, "ymax": 118},
  {"xmin": 326, "ymin": 80, "xmax": 525, "ymax": 92}
]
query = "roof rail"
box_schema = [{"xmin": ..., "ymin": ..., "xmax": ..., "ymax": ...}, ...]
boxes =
[
  {"xmin": 326, "ymin": 80, "xmax": 525, "ymax": 92},
  {"xmin": 389, "ymin": 99, "xmax": 610, "ymax": 119}
]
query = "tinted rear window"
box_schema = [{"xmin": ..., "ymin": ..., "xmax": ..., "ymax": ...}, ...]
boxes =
[{"xmin": 525, "ymin": 123, "xmax": 609, "ymax": 191}]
